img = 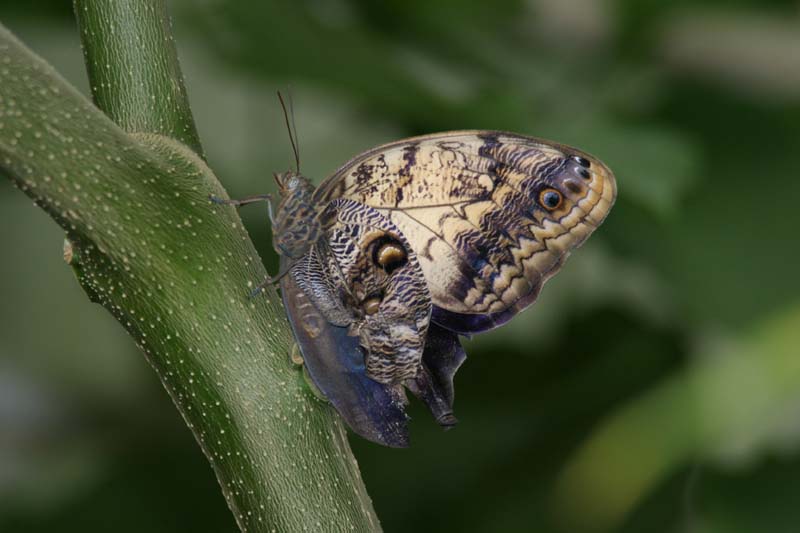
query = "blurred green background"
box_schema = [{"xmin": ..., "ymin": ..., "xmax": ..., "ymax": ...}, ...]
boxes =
[{"xmin": 2, "ymin": 1, "xmax": 800, "ymax": 532}]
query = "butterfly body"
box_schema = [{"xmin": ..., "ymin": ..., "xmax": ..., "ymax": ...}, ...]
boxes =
[
  {"xmin": 227, "ymin": 130, "xmax": 616, "ymax": 447},
  {"xmin": 271, "ymin": 171, "xmax": 321, "ymax": 259}
]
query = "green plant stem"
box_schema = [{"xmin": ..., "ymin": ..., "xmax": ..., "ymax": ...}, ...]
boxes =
[
  {"xmin": 0, "ymin": 14, "xmax": 381, "ymax": 533},
  {"xmin": 74, "ymin": 0, "xmax": 204, "ymax": 157}
]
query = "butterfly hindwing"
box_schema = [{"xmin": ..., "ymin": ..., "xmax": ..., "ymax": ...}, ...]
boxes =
[
  {"xmin": 281, "ymin": 199, "xmax": 447, "ymax": 447},
  {"xmin": 282, "ymin": 257, "xmax": 467, "ymax": 447},
  {"xmin": 280, "ymin": 255, "xmax": 411, "ymax": 448},
  {"xmin": 312, "ymin": 198, "xmax": 432, "ymax": 384}
]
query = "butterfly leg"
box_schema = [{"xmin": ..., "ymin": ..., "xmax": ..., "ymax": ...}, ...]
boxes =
[
  {"xmin": 249, "ymin": 259, "xmax": 299, "ymax": 298},
  {"xmin": 290, "ymin": 343, "xmax": 328, "ymax": 402},
  {"xmin": 209, "ymin": 193, "xmax": 275, "ymax": 219},
  {"xmin": 210, "ymin": 193, "xmax": 277, "ymax": 224},
  {"xmin": 290, "ymin": 343, "xmax": 304, "ymax": 365}
]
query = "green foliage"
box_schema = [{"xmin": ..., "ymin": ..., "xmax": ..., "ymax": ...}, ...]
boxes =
[{"xmin": 554, "ymin": 305, "xmax": 800, "ymax": 530}]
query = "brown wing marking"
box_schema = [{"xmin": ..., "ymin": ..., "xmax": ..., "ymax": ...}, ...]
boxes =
[{"xmin": 382, "ymin": 206, "xmax": 502, "ymax": 314}]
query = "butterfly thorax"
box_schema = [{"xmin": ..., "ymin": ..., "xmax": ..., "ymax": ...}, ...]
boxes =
[{"xmin": 272, "ymin": 171, "xmax": 322, "ymax": 259}]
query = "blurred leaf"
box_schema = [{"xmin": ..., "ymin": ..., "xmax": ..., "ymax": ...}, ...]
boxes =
[
  {"xmin": 681, "ymin": 458, "xmax": 800, "ymax": 533},
  {"xmin": 553, "ymin": 303, "xmax": 800, "ymax": 531},
  {"xmin": 661, "ymin": 9, "xmax": 800, "ymax": 103}
]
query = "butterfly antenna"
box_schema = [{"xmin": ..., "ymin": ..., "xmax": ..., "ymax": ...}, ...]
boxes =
[
  {"xmin": 288, "ymin": 90, "xmax": 300, "ymax": 170},
  {"xmin": 277, "ymin": 90, "xmax": 300, "ymax": 173}
]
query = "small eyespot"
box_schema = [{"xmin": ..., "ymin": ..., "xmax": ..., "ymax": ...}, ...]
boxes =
[
  {"xmin": 539, "ymin": 188, "xmax": 563, "ymax": 210},
  {"xmin": 577, "ymin": 167, "xmax": 591, "ymax": 180},
  {"xmin": 573, "ymin": 155, "xmax": 591, "ymax": 168},
  {"xmin": 363, "ymin": 296, "xmax": 381, "ymax": 315}
]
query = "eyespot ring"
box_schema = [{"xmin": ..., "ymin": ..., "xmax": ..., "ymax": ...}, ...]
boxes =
[{"xmin": 539, "ymin": 188, "xmax": 563, "ymax": 211}]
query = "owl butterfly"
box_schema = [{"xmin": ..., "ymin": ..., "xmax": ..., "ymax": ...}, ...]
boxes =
[{"xmin": 216, "ymin": 126, "xmax": 616, "ymax": 447}]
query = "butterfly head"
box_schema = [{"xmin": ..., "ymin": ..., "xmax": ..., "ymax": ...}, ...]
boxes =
[{"xmin": 273, "ymin": 170, "xmax": 312, "ymax": 195}]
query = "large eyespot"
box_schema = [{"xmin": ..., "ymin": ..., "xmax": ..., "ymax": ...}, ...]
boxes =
[
  {"xmin": 539, "ymin": 188, "xmax": 563, "ymax": 211},
  {"xmin": 371, "ymin": 235, "xmax": 408, "ymax": 274}
]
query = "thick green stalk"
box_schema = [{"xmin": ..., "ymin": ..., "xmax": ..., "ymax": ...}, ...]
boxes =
[
  {"xmin": 0, "ymin": 11, "xmax": 380, "ymax": 533},
  {"xmin": 74, "ymin": 0, "xmax": 204, "ymax": 156}
]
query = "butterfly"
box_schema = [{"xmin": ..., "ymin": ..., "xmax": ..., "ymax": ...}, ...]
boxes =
[{"xmin": 213, "ymin": 108, "xmax": 616, "ymax": 447}]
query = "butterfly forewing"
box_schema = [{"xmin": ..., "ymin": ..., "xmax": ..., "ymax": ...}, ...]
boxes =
[{"xmin": 314, "ymin": 131, "xmax": 617, "ymax": 334}]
